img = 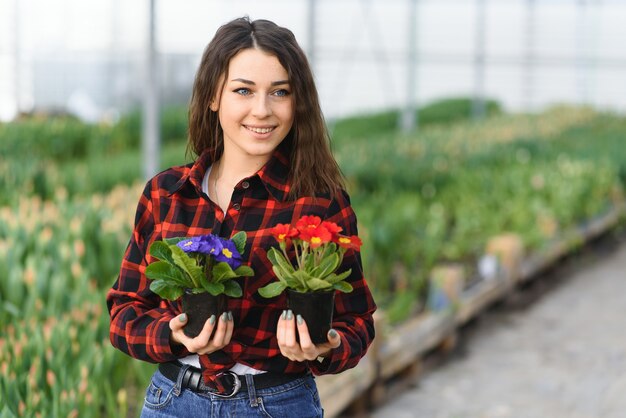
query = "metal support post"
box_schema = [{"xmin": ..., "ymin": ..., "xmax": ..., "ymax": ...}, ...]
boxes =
[
  {"xmin": 400, "ymin": 0, "xmax": 418, "ymax": 133},
  {"xmin": 472, "ymin": 0, "xmax": 486, "ymax": 121},
  {"xmin": 142, "ymin": 0, "xmax": 160, "ymax": 180}
]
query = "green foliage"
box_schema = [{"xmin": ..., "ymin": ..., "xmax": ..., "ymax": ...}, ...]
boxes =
[
  {"xmin": 257, "ymin": 235, "xmax": 354, "ymax": 298},
  {"xmin": 329, "ymin": 96, "xmax": 502, "ymax": 140},
  {"xmin": 339, "ymin": 106, "xmax": 626, "ymax": 323},
  {"xmin": 330, "ymin": 110, "xmax": 399, "ymax": 140},
  {"xmin": 0, "ymin": 190, "xmax": 149, "ymax": 417},
  {"xmin": 146, "ymin": 231, "xmax": 253, "ymax": 300},
  {"xmin": 258, "ymin": 281, "xmax": 287, "ymax": 299},
  {"xmin": 418, "ymin": 96, "xmax": 502, "ymax": 125},
  {"xmin": 1, "ymin": 103, "xmax": 626, "ymax": 416},
  {"xmin": 0, "ymin": 97, "xmax": 493, "ymax": 205},
  {"xmin": 0, "ymin": 115, "xmax": 94, "ymax": 161},
  {"xmin": 109, "ymin": 106, "xmax": 188, "ymax": 152}
]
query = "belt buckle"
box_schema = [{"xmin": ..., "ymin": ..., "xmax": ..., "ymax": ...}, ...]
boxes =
[{"xmin": 211, "ymin": 371, "xmax": 241, "ymax": 398}]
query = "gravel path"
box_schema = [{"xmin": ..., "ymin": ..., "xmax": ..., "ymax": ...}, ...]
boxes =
[{"xmin": 371, "ymin": 237, "xmax": 626, "ymax": 418}]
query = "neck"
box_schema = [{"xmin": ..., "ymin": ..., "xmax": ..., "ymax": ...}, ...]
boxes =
[{"xmin": 216, "ymin": 152, "xmax": 270, "ymax": 186}]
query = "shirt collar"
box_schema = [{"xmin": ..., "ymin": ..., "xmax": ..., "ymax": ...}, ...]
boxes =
[
  {"xmin": 166, "ymin": 141, "xmax": 291, "ymax": 202},
  {"xmin": 257, "ymin": 142, "xmax": 291, "ymax": 202}
]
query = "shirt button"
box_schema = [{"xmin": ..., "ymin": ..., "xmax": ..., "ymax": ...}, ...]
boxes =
[
  {"xmin": 232, "ymin": 203, "xmax": 241, "ymax": 211},
  {"xmin": 241, "ymin": 181, "xmax": 250, "ymax": 189}
]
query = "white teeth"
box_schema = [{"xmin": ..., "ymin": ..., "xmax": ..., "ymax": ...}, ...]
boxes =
[{"xmin": 246, "ymin": 126, "xmax": 274, "ymax": 134}]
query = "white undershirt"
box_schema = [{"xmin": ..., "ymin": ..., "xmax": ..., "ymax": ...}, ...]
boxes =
[{"xmin": 178, "ymin": 164, "xmax": 265, "ymax": 375}]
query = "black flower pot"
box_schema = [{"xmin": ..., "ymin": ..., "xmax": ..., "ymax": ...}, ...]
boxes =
[
  {"xmin": 181, "ymin": 291, "xmax": 227, "ymax": 338},
  {"xmin": 287, "ymin": 289, "xmax": 335, "ymax": 345}
]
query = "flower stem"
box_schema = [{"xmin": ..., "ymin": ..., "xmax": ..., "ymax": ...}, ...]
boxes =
[
  {"xmin": 337, "ymin": 247, "xmax": 347, "ymax": 267},
  {"xmin": 284, "ymin": 244, "xmax": 298, "ymax": 270},
  {"xmin": 299, "ymin": 242, "xmax": 309, "ymax": 269},
  {"xmin": 314, "ymin": 245, "xmax": 323, "ymax": 267}
]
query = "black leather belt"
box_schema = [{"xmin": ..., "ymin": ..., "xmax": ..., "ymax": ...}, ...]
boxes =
[{"xmin": 159, "ymin": 362, "xmax": 308, "ymax": 398}]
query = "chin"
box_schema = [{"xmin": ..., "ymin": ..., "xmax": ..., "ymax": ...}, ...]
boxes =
[{"xmin": 247, "ymin": 140, "xmax": 285, "ymax": 155}]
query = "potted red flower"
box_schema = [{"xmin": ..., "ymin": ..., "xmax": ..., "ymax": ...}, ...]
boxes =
[{"xmin": 258, "ymin": 215, "xmax": 362, "ymax": 344}]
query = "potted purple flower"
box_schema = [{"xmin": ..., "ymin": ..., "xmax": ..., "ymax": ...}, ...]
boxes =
[{"xmin": 145, "ymin": 231, "xmax": 253, "ymax": 337}]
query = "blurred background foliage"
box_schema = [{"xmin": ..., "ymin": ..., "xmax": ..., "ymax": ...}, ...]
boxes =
[{"xmin": 1, "ymin": 98, "xmax": 626, "ymax": 416}]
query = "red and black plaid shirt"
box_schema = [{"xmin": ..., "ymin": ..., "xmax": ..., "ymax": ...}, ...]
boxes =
[{"xmin": 107, "ymin": 144, "xmax": 376, "ymax": 387}]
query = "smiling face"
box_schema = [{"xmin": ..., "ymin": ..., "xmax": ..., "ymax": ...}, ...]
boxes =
[{"xmin": 211, "ymin": 48, "xmax": 295, "ymax": 166}]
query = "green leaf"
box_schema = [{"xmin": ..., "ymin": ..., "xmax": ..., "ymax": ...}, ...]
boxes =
[
  {"xmin": 304, "ymin": 252, "xmax": 315, "ymax": 271},
  {"xmin": 272, "ymin": 265, "xmax": 300, "ymax": 288},
  {"xmin": 163, "ymin": 236, "xmax": 188, "ymax": 246},
  {"xmin": 2, "ymin": 302, "xmax": 20, "ymax": 317},
  {"xmin": 223, "ymin": 280, "xmax": 243, "ymax": 298},
  {"xmin": 170, "ymin": 245, "xmax": 204, "ymax": 287},
  {"xmin": 234, "ymin": 265, "xmax": 254, "ymax": 277},
  {"xmin": 333, "ymin": 281, "xmax": 353, "ymax": 293},
  {"xmin": 149, "ymin": 280, "xmax": 184, "ymax": 300},
  {"xmin": 311, "ymin": 253, "xmax": 340, "ymax": 279},
  {"xmin": 258, "ymin": 281, "xmax": 287, "ymax": 298},
  {"xmin": 149, "ymin": 241, "xmax": 174, "ymax": 264},
  {"xmin": 320, "ymin": 242, "xmax": 337, "ymax": 259},
  {"xmin": 231, "ymin": 231, "xmax": 247, "ymax": 254},
  {"xmin": 267, "ymin": 248, "xmax": 295, "ymax": 274},
  {"xmin": 293, "ymin": 270, "xmax": 313, "ymax": 292},
  {"xmin": 272, "ymin": 265, "xmax": 288, "ymax": 283},
  {"xmin": 145, "ymin": 261, "xmax": 192, "ymax": 287},
  {"xmin": 212, "ymin": 262, "xmax": 238, "ymax": 282},
  {"xmin": 325, "ymin": 269, "xmax": 352, "ymax": 284},
  {"xmin": 201, "ymin": 280, "xmax": 225, "ymax": 296},
  {"xmin": 266, "ymin": 247, "xmax": 279, "ymax": 265},
  {"xmin": 307, "ymin": 278, "xmax": 333, "ymax": 291}
]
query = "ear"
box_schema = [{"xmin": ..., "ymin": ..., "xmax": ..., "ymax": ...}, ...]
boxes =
[{"xmin": 210, "ymin": 100, "xmax": 219, "ymax": 112}]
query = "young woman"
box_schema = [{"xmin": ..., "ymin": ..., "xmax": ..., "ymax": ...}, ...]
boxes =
[{"xmin": 107, "ymin": 17, "xmax": 376, "ymax": 417}]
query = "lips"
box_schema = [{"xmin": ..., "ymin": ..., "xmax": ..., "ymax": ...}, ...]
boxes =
[{"xmin": 245, "ymin": 125, "xmax": 275, "ymax": 134}]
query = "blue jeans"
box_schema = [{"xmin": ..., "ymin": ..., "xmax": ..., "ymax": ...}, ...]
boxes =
[{"xmin": 140, "ymin": 368, "xmax": 324, "ymax": 417}]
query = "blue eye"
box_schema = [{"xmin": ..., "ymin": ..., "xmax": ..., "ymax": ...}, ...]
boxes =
[
  {"xmin": 234, "ymin": 88, "xmax": 251, "ymax": 96},
  {"xmin": 273, "ymin": 89, "xmax": 290, "ymax": 97}
]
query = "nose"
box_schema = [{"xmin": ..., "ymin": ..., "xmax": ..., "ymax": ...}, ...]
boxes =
[{"xmin": 251, "ymin": 95, "xmax": 272, "ymax": 118}]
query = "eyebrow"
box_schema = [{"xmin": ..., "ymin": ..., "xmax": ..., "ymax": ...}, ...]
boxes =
[{"xmin": 231, "ymin": 78, "xmax": 290, "ymax": 86}]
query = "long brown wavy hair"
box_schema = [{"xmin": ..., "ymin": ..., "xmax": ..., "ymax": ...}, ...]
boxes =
[{"xmin": 187, "ymin": 17, "xmax": 345, "ymax": 199}]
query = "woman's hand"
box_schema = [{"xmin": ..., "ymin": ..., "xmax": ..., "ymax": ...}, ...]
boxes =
[
  {"xmin": 277, "ymin": 310, "xmax": 341, "ymax": 362},
  {"xmin": 169, "ymin": 312, "xmax": 234, "ymax": 355}
]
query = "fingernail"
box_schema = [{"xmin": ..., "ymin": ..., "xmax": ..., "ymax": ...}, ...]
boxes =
[
  {"xmin": 221, "ymin": 312, "xmax": 228, "ymax": 321},
  {"xmin": 179, "ymin": 313, "xmax": 187, "ymax": 322},
  {"xmin": 297, "ymin": 314, "xmax": 303, "ymax": 325},
  {"xmin": 286, "ymin": 310, "xmax": 293, "ymax": 320},
  {"xmin": 329, "ymin": 329, "xmax": 338, "ymax": 338},
  {"xmin": 209, "ymin": 315, "xmax": 216, "ymax": 325},
  {"xmin": 281, "ymin": 310, "xmax": 287, "ymax": 319},
  {"xmin": 227, "ymin": 311, "xmax": 233, "ymax": 321}
]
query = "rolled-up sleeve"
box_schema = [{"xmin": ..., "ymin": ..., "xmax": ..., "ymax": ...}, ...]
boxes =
[{"xmin": 106, "ymin": 181, "xmax": 188, "ymax": 363}]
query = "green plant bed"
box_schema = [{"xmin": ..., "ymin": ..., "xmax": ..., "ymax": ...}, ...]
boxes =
[
  {"xmin": 1, "ymin": 105, "xmax": 626, "ymax": 416},
  {"xmin": 329, "ymin": 96, "xmax": 502, "ymax": 140},
  {"xmin": 0, "ymin": 96, "xmax": 498, "ymax": 203},
  {"xmin": 0, "ymin": 142, "xmax": 189, "ymax": 205},
  {"xmin": 0, "ymin": 190, "xmax": 148, "ymax": 417},
  {"xmin": 0, "ymin": 106, "xmax": 190, "ymax": 161},
  {"xmin": 344, "ymin": 107, "xmax": 626, "ymax": 323}
]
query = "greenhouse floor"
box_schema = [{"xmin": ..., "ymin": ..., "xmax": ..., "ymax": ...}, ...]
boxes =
[{"xmin": 370, "ymin": 232, "xmax": 626, "ymax": 418}]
